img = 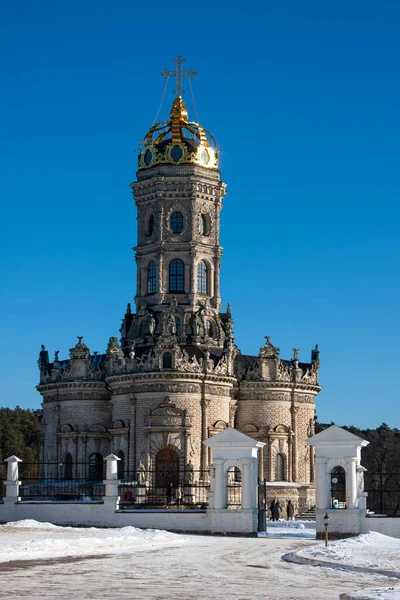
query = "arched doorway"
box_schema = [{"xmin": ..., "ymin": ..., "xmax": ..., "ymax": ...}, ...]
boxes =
[
  {"xmin": 330, "ymin": 466, "xmax": 346, "ymax": 508},
  {"xmin": 155, "ymin": 448, "xmax": 180, "ymax": 487}
]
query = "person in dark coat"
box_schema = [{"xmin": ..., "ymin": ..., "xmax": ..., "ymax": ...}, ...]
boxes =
[
  {"xmin": 287, "ymin": 499, "xmax": 295, "ymax": 520},
  {"xmin": 269, "ymin": 498, "xmax": 276, "ymax": 521},
  {"xmin": 273, "ymin": 500, "xmax": 282, "ymax": 521}
]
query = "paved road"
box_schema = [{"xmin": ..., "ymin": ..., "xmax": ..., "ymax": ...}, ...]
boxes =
[{"xmin": 0, "ymin": 536, "xmax": 393, "ymax": 599}]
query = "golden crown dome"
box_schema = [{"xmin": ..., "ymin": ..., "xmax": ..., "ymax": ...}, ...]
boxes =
[{"xmin": 138, "ymin": 97, "xmax": 218, "ymax": 171}]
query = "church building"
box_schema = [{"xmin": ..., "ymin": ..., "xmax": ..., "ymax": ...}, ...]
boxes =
[{"xmin": 37, "ymin": 58, "xmax": 321, "ymax": 510}]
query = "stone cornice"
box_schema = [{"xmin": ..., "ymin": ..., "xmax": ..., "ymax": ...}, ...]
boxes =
[
  {"xmin": 238, "ymin": 381, "xmax": 322, "ymax": 394},
  {"xmin": 105, "ymin": 371, "xmax": 235, "ymax": 387}
]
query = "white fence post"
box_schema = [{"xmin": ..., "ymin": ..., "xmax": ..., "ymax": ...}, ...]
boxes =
[
  {"xmin": 4, "ymin": 456, "xmax": 22, "ymax": 502},
  {"xmin": 103, "ymin": 454, "xmax": 120, "ymax": 510}
]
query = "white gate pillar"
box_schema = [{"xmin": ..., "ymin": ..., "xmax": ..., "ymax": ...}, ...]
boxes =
[
  {"xmin": 203, "ymin": 427, "xmax": 265, "ymax": 535},
  {"xmin": 4, "ymin": 456, "xmax": 22, "ymax": 502},
  {"xmin": 103, "ymin": 454, "xmax": 120, "ymax": 509},
  {"xmin": 308, "ymin": 425, "xmax": 369, "ymax": 538}
]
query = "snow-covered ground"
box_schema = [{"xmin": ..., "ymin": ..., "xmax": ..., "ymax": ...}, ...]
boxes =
[
  {"xmin": 295, "ymin": 531, "xmax": 400, "ymax": 577},
  {"xmin": 261, "ymin": 518, "xmax": 316, "ymax": 538},
  {"xmin": 0, "ymin": 520, "xmax": 398, "ymax": 600}
]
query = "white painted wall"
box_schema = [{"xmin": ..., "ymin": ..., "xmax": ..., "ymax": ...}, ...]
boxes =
[
  {"xmin": 0, "ymin": 500, "xmax": 208, "ymax": 532},
  {"xmin": 360, "ymin": 516, "xmax": 400, "ymax": 539}
]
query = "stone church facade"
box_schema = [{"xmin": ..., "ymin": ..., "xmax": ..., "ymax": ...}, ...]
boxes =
[{"xmin": 37, "ymin": 87, "xmax": 321, "ymax": 510}]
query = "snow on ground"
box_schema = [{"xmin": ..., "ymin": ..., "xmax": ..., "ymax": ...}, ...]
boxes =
[
  {"xmin": 340, "ymin": 590, "xmax": 400, "ymax": 600},
  {"xmin": 0, "ymin": 519, "xmax": 195, "ymax": 563},
  {"xmin": 295, "ymin": 531, "xmax": 400, "ymax": 576},
  {"xmin": 259, "ymin": 518, "xmax": 316, "ymax": 538},
  {"xmin": 0, "ymin": 521, "xmax": 399, "ymax": 600}
]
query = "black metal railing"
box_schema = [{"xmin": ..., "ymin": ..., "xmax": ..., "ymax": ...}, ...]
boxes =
[
  {"xmin": 118, "ymin": 469, "xmax": 209, "ymax": 509},
  {"xmin": 227, "ymin": 482, "xmax": 242, "ymax": 508},
  {"xmin": 18, "ymin": 462, "xmax": 106, "ymax": 501},
  {"xmin": 366, "ymin": 488, "xmax": 400, "ymax": 516},
  {"xmin": 0, "ymin": 464, "xmax": 6, "ymax": 501}
]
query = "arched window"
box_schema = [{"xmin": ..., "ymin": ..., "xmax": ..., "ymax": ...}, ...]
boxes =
[
  {"xmin": 117, "ymin": 450, "xmax": 125, "ymax": 480},
  {"xmin": 330, "ymin": 466, "xmax": 346, "ymax": 508},
  {"xmin": 170, "ymin": 212, "xmax": 184, "ymax": 234},
  {"xmin": 169, "ymin": 259, "xmax": 185, "ymax": 292},
  {"xmin": 89, "ymin": 453, "xmax": 104, "ymax": 481},
  {"xmin": 64, "ymin": 453, "xmax": 73, "ymax": 480},
  {"xmin": 147, "ymin": 261, "xmax": 157, "ymax": 294},
  {"xmin": 197, "ymin": 261, "xmax": 207, "ymax": 294},
  {"xmin": 175, "ymin": 317, "xmax": 181, "ymax": 335},
  {"xmin": 148, "ymin": 214, "xmax": 155, "ymax": 236},
  {"xmin": 275, "ymin": 453, "xmax": 285, "ymax": 481},
  {"xmin": 162, "ymin": 352, "xmax": 172, "ymax": 369},
  {"xmin": 200, "ymin": 214, "xmax": 208, "ymax": 236}
]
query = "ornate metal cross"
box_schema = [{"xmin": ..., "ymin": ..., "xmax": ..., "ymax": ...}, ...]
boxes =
[{"xmin": 161, "ymin": 56, "xmax": 197, "ymax": 97}]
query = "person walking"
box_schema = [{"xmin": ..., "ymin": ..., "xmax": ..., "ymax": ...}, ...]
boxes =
[
  {"xmin": 273, "ymin": 500, "xmax": 282, "ymax": 521},
  {"xmin": 287, "ymin": 499, "xmax": 295, "ymax": 520},
  {"xmin": 269, "ymin": 498, "xmax": 276, "ymax": 521}
]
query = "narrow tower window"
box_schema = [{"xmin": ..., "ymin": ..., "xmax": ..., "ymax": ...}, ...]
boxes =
[
  {"xmin": 275, "ymin": 453, "xmax": 285, "ymax": 481},
  {"xmin": 169, "ymin": 259, "xmax": 185, "ymax": 292},
  {"xmin": 147, "ymin": 261, "xmax": 157, "ymax": 294},
  {"xmin": 200, "ymin": 214, "xmax": 208, "ymax": 236},
  {"xmin": 175, "ymin": 317, "xmax": 181, "ymax": 335},
  {"xmin": 171, "ymin": 212, "xmax": 184, "ymax": 233},
  {"xmin": 147, "ymin": 214, "xmax": 155, "ymax": 236},
  {"xmin": 197, "ymin": 261, "xmax": 208, "ymax": 294}
]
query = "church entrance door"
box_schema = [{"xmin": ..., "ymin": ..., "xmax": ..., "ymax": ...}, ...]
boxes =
[{"xmin": 155, "ymin": 448, "xmax": 180, "ymax": 487}]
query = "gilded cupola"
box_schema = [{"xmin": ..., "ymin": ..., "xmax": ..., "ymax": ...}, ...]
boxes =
[{"xmin": 138, "ymin": 96, "xmax": 219, "ymax": 171}]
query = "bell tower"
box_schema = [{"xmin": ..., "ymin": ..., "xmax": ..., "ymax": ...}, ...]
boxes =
[{"xmin": 123, "ymin": 58, "xmax": 231, "ymax": 353}]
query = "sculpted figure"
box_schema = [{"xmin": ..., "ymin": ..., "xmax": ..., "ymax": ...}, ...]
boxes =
[
  {"xmin": 137, "ymin": 462, "xmax": 147, "ymax": 485},
  {"xmin": 186, "ymin": 460, "xmax": 194, "ymax": 484},
  {"xmin": 146, "ymin": 314, "xmax": 156, "ymax": 336}
]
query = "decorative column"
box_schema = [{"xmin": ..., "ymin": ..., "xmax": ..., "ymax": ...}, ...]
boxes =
[
  {"xmin": 310, "ymin": 445, "xmax": 315, "ymax": 483},
  {"xmin": 287, "ymin": 435, "xmax": 293, "ymax": 482},
  {"xmin": 241, "ymin": 457, "xmax": 256, "ymax": 510},
  {"xmin": 267, "ymin": 437, "xmax": 273, "ymax": 480},
  {"xmin": 346, "ymin": 457, "xmax": 358, "ymax": 509},
  {"xmin": 157, "ymin": 252, "xmax": 163, "ymax": 294},
  {"xmin": 213, "ymin": 458, "xmax": 226, "ymax": 509},
  {"xmin": 290, "ymin": 404, "xmax": 299, "ymax": 481},
  {"xmin": 190, "ymin": 250, "xmax": 197, "ymax": 294},
  {"xmin": 4, "ymin": 456, "xmax": 22, "ymax": 502},
  {"xmin": 258, "ymin": 444, "xmax": 264, "ymax": 481},
  {"xmin": 129, "ymin": 397, "xmax": 136, "ymax": 474},
  {"xmin": 314, "ymin": 457, "xmax": 328, "ymax": 510}
]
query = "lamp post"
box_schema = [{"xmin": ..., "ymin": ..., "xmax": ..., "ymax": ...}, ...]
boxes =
[{"xmin": 323, "ymin": 512, "xmax": 329, "ymax": 547}]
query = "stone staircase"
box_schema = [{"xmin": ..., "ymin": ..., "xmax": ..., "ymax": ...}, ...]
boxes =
[{"xmin": 296, "ymin": 506, "xmax": 316, "ymax": 521}]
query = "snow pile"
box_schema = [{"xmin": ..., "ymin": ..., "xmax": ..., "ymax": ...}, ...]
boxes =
[
  {"xmin": 296, "ymin": 531, "xmax": 400, "ymax": 576},
  {"xmin": 0, "ymin": 520, "xmax": 195, "ymax": 563}
]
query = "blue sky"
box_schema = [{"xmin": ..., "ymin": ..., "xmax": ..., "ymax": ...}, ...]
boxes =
[{"xmin": 1, "ymin": 1, "xmax": 399, "ymax": 428}]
